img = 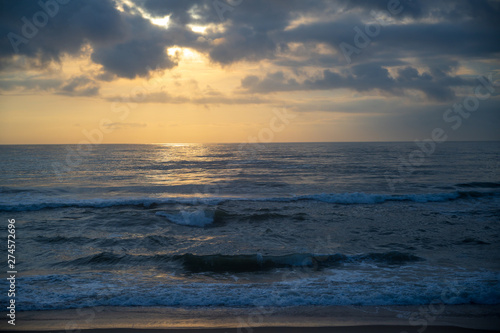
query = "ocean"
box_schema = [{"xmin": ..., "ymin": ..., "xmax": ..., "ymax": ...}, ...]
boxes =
[{"xmin": 0, "ymin": 142, "xmax": 499, "ymax": 311}]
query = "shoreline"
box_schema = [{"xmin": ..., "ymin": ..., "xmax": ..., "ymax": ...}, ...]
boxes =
[
  {"xmin": 1, "ymin": 305, "xmax": 499, "ymax": 332},
  {"xmin": 0, "ymin": 327, "xmax": 497, "ymax": 333}
]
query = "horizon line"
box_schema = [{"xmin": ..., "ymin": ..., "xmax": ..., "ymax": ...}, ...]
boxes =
[{"xmin": 1, "ymin": 139, "xmax": 499, "ymax": 145}]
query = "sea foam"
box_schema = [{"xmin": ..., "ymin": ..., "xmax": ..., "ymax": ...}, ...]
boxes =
[
  {"xmin": 1, "ymin": 190, "xmax": 499, "ymax": 212},
  {"xmin": 156, "ymin": 210, "xmax": 214, "ymax": 227}
]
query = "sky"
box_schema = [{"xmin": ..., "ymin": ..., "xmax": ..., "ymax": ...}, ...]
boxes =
[{"xmin": 0, "ymin": 0, "xmax": 499, "ymax": 144}]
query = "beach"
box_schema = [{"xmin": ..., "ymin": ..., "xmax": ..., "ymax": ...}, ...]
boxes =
[{"xmin": 2, "ymin": 305, "xmax": 500, "ymax": 332}]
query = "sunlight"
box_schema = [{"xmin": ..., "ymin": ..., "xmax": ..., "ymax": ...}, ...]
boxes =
[
  {"xmin": 115, "ymin": 0, "xmax": 170, "ymax": 28},
  {"xmin": 151, "ymin": 16, "xmax": 170, "ymax": 28},
  {"xmin": 157, "ymin": 143, "xmax": 196, "ymax": 147},
  {"xmin": 189, "ymin": 25, "xmax": 208, "ymax": 34},
  {"xmin": 167, "ymin": 47, "xmax": 200, "ymax": 60}
]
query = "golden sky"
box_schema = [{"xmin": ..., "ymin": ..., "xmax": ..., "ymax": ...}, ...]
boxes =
[{"xmin": 0, "ymin": 0, "xmax": 499, "ymax": 144}]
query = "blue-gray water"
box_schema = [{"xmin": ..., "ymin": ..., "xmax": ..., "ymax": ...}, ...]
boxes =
[{"xmin": 0, "ymin": 142, "xmax": 499, "ymax": 310}]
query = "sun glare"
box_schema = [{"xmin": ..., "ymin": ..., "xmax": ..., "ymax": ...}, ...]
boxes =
[
  {"xmin": 190, "ymin": 25, "xmax": 208, "ymax": 34},
  {"xmin": 151, "ymin": 16, "xmax": 170, "ymax": 28},
  {"xmin": 167, "ymin": 47, "xmax": 200, "ymax": 60}
]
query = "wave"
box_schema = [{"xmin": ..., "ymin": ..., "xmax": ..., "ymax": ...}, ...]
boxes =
[
  {"xmin": 18, "ymin": 268, "xmax": 500, "ymax": 310},
  {"xmin": 55, "ymin": 251, "xmax": 424, "ymax": 272},
  {"xmin": 34, "ymin": 234, "xmax": 176, "ymax": 248},
  {"xmin": 455, "ymin": 182, "xmax": 500, "ymax": 188},
  {"xmin": 1, "ymin": 190, "xmax": 499, "ymax": 212},
  {"xmin": 0, "ymin": 196, "xmax": 222, "ymax": 212},
  {"xmin": 456, "ymin": 237, "xmax": 491, "ymax": 245},
  {"xmin": 298, "ymin": 192, "xmax": 460, "ymax": 204},
  {"xmin": 34, "ymin": 235, "xmax": 93, "ymax": 245},
  {"xmin": 178, "ymin": 252, "xmax": 423, "ymax": 273},
  {"xmin": 156, "ymin": 210, "xmax": 214, "ymax": 227}
]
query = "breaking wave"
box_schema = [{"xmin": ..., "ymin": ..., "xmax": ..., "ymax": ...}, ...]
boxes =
[
  {"xmin": 55, "ymin": 251, "xmax": 424, "ymax": 272},
  {"xmin": 1, "ymin": 190, "xmax": 499, "ymax": 212}
]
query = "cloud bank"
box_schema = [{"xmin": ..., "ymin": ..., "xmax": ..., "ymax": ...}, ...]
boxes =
[{"xmin": 1, "ymin": 0, "xmax": 499, "ymax": 104}]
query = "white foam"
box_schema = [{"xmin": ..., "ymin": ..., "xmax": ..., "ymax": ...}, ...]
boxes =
[
  {"xmin": 0, "ymin": 196, "xmax": 223, "ymax": 212},
  {"xmin": 156, "ymin": 210, "xmax": 214, "ymax": 227},
  {"xmin": 17, "ymin": 267, "xmax": 500, "ymax": 310},
  {"xmin": 1, "ymin": 190, "xmax": 498, "ymax": 212}
]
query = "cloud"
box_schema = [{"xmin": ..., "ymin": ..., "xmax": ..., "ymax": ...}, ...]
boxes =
[
  {"xmin": 104, "ymin": 91, "xmax": 270, "ymax": 105},
  {"xmin": 57, "ymin": 75, "xmax": 99, "ymax": 96},
  {"xmin": 89, "ymin": 14, "xmax": 185, "ymax": 79},
  {"xmin": 107, "ymin": 91, "xmax": 189, "ymax": 104},
  {"xmin": 0, "ymin": 0, "xmax": 498, "ymax": 105},
  {"xmin": 101, "ymin": 122, "xmax": 147, "ymax": 130},
  {"xmin": 342, "ymin": 0, "xmax": 500, "ymax": 25},
  {"xmin": 0, "ymin": 74, "xmax": 99, "ymax": 96},
  {"xmin": 240, "ymin": 64, "xmax": 477, "ymax": 101},
  {"xmin": 0, "ymin": 0, "xmax": 126, "ymax": 62},
  {"xmin": 208, "ymin": 28, "xmax": 277, "ymax": 65},
  {"xmin": 0, "ymin": 0, "xmax": 194, "ymax": 79},
  {"xmin": 0, "ymin": 77, "xmax": 62, "ymax": 92},
  {"xmin": 133, "ymin": 0, "xmax": 215, "ymax": 24},
  {"xmin": 2, "ymin": 0, "xmax": 498, "ymax": 73}
]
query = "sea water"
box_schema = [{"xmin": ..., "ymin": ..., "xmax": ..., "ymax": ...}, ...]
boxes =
[{"xmin": 0, "ymin": 142, "xmax": 499, "ymax": 310}]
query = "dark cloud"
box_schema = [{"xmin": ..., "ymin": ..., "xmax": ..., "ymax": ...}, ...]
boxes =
[
  {"xmin": 133, "ymin": 0, "xmax": 334, "ymax": 64},
  {"xmin": 133, "ymin": 0, "xmax": 214, "ymax": 24},
  {"xmin": 0, "ymin": 0, "xmax": 498, "ymax": 104},
  {"xmin": 0, "ymin": 0, "xmax": 126, "ymax": 61},
  {"xmin": 208, "ymin": 27, "xmax": 277, "ymax": 65},
  {"xmin": 341, "ymin": 0, "xmax": 500, "ymax": 25},
  {"xmin": 283, "ymin": 18, "xmax": 500, "ymax": 66},
  {"xmin": 0, "ymin": 0, "xmax": 192, "ymax": 78},
  {"xmin": 240, "ymin": 64, "xmax": 476, "ymax": 101},
  {"xmin": 57, "ymin": 75, "xmax": 100, "ymax": 96},
  {"xmin": 0, "ymin": 74, "xmax": 99, "ymax": 97},
  {"xmin": 90, "ymin": 32, "xmax": 176, "ymax": 79}
]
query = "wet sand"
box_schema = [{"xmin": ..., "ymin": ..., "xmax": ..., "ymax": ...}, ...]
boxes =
[
  {"xmin": 2, "ymin": 327, "xmax": 498, "ymax": 333},
  {"xmin": 1, "ymin": 305, "xmax": 499, "ymax": 332}
]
